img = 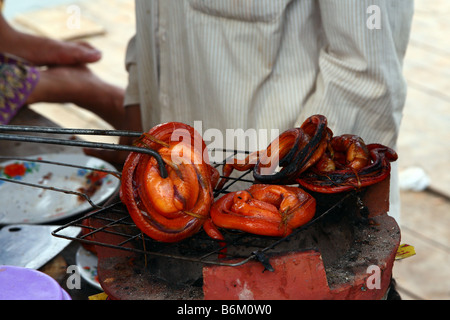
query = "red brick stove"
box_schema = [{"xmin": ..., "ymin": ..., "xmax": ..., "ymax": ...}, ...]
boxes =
[{"xmin": 92, "ymin": 177, "xmax": 400, "ymax": 300}]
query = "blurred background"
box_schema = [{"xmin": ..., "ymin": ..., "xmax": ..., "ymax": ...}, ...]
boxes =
[{"xmin": 2, "ymin": 0, "xmax": 449, "ymax": 300}]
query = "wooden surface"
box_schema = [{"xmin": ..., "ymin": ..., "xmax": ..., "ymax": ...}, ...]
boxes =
[
  {"xmin": 393, "ymin": 0, "xmax": 450, "ymax": 300},
  {"xmin": 14, "ymin": 7, "xmax": 105, "ymax": 41}
]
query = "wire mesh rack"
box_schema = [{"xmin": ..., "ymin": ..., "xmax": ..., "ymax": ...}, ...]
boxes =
[{"xmin": 0, "ymin": 125, "xmax": 355, "ymax": 270}]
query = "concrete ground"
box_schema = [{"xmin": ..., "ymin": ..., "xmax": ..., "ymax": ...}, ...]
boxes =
[{"xmin": 6, "ymin": 0, "xmax": 449, "ymax": 300}]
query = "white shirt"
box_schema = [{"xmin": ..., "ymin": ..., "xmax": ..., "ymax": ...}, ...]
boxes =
[{"xmin": 124, "ymin": 0, "xmax": 414, "ymax": 221}]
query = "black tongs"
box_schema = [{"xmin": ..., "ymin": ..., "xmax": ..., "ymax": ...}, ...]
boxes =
[{"xmin": 0, "ymin": 125, "xmax": 168, "ymax": 177}]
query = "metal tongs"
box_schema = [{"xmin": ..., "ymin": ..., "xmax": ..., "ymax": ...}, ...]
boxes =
[{"xmin": 0, "ymin": 124, "xmax": 168, "ymax": 177}]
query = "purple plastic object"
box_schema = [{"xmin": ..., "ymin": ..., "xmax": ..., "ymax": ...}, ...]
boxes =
[{"xmin": 0, "ymin": 265, "xmax": 71, "ymax": 300}]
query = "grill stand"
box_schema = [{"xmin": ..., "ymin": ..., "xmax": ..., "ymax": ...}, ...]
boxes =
[
  {"xmin": 95, "ymin": 177, "xmax": 400, "ymax": 300},
  {"xmin": 203, "ymin": 215, "xmax": 399, "ymax": 300},
  {"xmin": 0, "ymin": 122, "xmax": 400, "ymax": 299}
]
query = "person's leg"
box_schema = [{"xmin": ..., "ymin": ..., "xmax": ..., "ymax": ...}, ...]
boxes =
[
  {"xmin": 26, "ymin": 65, "xmax": 125, "ymax": 129},
  {"xmin": 0, "ymin": 12, "xmax": 101, "ymax": 66}
]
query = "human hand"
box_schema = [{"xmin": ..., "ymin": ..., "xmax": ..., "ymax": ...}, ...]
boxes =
[{"xmin": 24, "ymin": 40, "xmax": 102, "ymax": 66}]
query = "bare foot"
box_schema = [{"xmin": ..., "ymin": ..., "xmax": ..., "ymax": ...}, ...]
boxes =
[
  {"xmin": 12, "ymin": 35, "xmax": 102, "ymax": 66},
  {"xmin": 26, "ymin": 65, "xmax": 125, "ymax": 129},
  {"xmin": 0, "ymin": 16, "xmax": 101, "ymax": 66}
]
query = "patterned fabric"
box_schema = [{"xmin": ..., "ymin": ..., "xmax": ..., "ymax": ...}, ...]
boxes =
[{"xmin": 0, "ymin": 54, "xmax": 40, "ymax": 124}]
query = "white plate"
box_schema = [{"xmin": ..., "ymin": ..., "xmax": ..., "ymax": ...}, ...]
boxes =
[
  {"xmin": 0, "ymin": 153, "xmax": 120, "ymax": 224},
  {"xmin": 76, "ymin": 245, "xmax": 102, "ymax": 290}
]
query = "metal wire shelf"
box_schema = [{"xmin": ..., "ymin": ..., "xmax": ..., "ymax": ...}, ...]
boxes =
[
  {"xmin": 0, "ymin": 125, "xmax": 355, "ymax": 269},
  {"xmin": 50, "ymin": 192, "xmax": 352, "ymax": 270}
]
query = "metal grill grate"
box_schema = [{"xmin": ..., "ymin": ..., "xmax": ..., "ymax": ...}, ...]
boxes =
[
  {"xmin": 50, "ymin": 185, "xmax": 351, "ymax": 270},
  {"xmin": 0, "ymin": 125, "xmax": 354, "ymax": 269},
  {"xmin": 49, "ymin": 149, "xmax": 352, "ymax": 269}
]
